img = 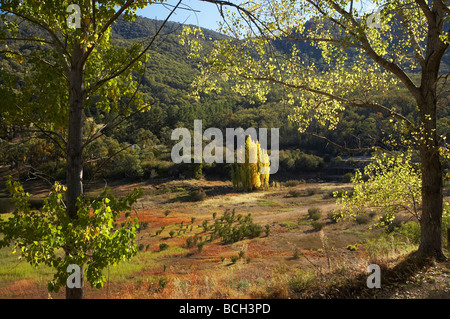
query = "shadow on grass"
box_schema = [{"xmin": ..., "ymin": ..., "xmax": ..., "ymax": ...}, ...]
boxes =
[
  {"xmin": 0, "ymin": 198, "xmax": 44, "ymax": 214},
  {"xmin": 296, "ymin": 251, "xmax": 445, "ymax": 299},
  {"xmin": 163, "ymin": 185, "xmax": 240, "ymax": 204}
]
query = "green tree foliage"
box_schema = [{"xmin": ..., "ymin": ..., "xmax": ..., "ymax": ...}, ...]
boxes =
[
  {"xmin": 338, "ymin": 153, "xmax": 422, "ymax": 228},
  {"xmin": 0, "ymin": 0, "xmax": 174, "ymax": 299},
  {"xmin": 3, "ymin": 15, "xmax": 445, "ymax": 183},
  {"xmin": 0, "ymin": 177, "xmax": 141, "ymax": 293},
  {"xmin": 182, "ymin": 0, "xmax": 449, "ymax": 259}
]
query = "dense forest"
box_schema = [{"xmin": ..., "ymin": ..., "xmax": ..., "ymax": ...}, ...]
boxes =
[{"xmin": 1, "ymin": 15, "xmax": 449, "ymax": 185}]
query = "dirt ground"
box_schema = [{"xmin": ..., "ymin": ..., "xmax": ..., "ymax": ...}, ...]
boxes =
[{"xmin": 0, "ymin": 177, "xmax": 449, "ymax": 299}]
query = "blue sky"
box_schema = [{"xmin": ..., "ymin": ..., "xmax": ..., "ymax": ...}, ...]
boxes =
[
  {"xmin": 136, "ymin": 0, "xmax": 380, "ymax": 32},
  {"xmin": 137, "ymin": 1, "xmax": 225, "ymax": 31}
]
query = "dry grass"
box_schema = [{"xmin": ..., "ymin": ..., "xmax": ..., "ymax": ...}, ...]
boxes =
[{"xmin": 0, "ymin": 179, "xmax": 448, "ymax": 299}]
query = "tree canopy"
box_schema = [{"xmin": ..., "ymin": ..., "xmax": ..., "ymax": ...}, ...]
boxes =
[{"xmin": 181, "ymin": 0, "xmax": 449, "ymax": 259}]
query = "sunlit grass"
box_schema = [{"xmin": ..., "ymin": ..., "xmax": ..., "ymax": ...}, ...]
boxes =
[
  {"xmin": 0, "ymin": 246, "xmax": 54, "ymax": 283},
  {"xmin": 257, "ymin": 200, "xmax": 280, "ymax": 206},
  {"xmin": 0, "ymin": 231, "xmax": 188, "ymax": 285},
  {"xmin": 104, "ymin": 246, "xmax": 188, "ymax": 282}
]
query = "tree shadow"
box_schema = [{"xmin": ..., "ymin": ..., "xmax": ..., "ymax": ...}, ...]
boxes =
[
  {"xmin": 309, "ymin": 251, "xmax": 444, "ymax": 299},
  {"xmin": 162, "ymin": 185, "xmax": 240, "ymax": 204}
]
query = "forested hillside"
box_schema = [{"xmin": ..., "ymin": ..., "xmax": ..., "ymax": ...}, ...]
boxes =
[{"xmin": 1, "ymin": 14, "xmax": 449, "ymax": 184}]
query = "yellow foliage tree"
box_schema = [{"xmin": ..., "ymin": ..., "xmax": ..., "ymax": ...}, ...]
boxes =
[{"xmin": 231, "ymin": 136, "xmax": 270, "ymax": 192}]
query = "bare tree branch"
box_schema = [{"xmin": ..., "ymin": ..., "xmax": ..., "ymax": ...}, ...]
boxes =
[
  {"xmin": 0, "ymin": 37, "xmax": 52, "ymax": 44},
  {"xmin": 240, "ymin": 74, "xmax": 417, "ymax": 131},
  {"xmin": 307, "ymin": 132, "xmax": 394, "ymax": 155}
]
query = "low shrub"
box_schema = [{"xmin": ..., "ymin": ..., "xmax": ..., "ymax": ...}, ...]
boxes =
[
  {"xmin": 306, "ymin": 187, "xmax": 320, "ymax": 196},
  {"xmin": 197, "ymin": 241, "xmax": 205, "ymax": 252},
  {"xmin": 159, "ymin": 243, "xmax": 169, "ymax": 251},
  {"xmin": 189, "ymin": 188, "xmax": 207, "ymax": 202},
  {"xmin": 355, "ymin": 213, "xmax": 373, "ymax": 225},
  {"xmin": 280, "ymin": 221, "xmax": 297, "ymax": 228},
  {"xmin": 288, "ymin": 270, "xmax": 317, "ymax": 293},
  {"xmin": 311, "ymin": 221, "xmax": 324, "ymax": 231},
  {"xmin": 307, "ymin": 208, "xmax": 322, "ymax": 221},
  {"xmin": 289, "ymin": 190, "xmax": 302, "ymax": 198},
  {"xmin": 328, "ymin": 210, "xmax": 344, "ymax": 223},
  {"xmin": 398, "ymin": 221, "xmax": 421, "ymax": 244},
  {"xmin": 264, "ymin": 224, "xmax": 271, "ymax": 237},
  {"xmin": 333, "ymin": 189, "xmax": 354, "ymax": 198},
  {"xmin": 322, "ymin": 191, "xmax": 334, "ymax": 199},
  {"xmin": 186, "ymin": 235, "xmax": 199, "ymax": 248},
  {"xmin": 283, "ymin": 180, "xmax": 302, "ymax": 187},
  {"xmin": 342, "ymin": 172, "xmax": 354, "ymax": 183}
]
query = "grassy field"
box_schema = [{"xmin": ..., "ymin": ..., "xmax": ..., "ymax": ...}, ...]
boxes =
[{"xmin": 0, "ymin": 178, "xmax": 449, "ymax": 299}]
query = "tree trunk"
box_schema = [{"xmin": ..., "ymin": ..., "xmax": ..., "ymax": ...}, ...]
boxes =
[
  {"xmin": 418, "ymin": 143, "xmax": 445, "ymax": 260},
  {"xmin": 417, "ymin": 63, "xmax": 445, "ymax": 260},
  {"xmin": 415, "ymin": 1, "xmax": 447, "ymax": 261},
  {"xmin": 65, "ymin": 44, "xmax": 85, "ymax": 299}
]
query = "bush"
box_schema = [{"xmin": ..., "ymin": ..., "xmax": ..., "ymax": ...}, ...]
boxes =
[
  {"xmin": 197, "ymin": 241, "xmax": 205, "ymax": 252},
  {"xmin": 186, "ymin": 235, "xmax": 200, "ymax": 248},
  {"xmin": 328, "ymin": 210, "xmax": 344, "ymax": 223},
  {"xmin": 398, "ymin": 221, "xmax": 421, "ymax": 244},
  {"xmin": 306, "ymin": 187, "xmax": 320, "ymax": 196},
  {"xmin": 159, "ymin": 243, "xmax": 169, "ymax": 251},
  {"xmin": 204, "ymin": 210, "xmax": 265, "ymax": 244},
  {"xmin": 288, "ymin": 190, "xmax": 302, "ymax": 197},
  {"xmin": 322, "ymin": 190, "xmax": 334, "ymax": 199},
  {"xmin": 283, "ymin": 180, "xmax": 302, "ymax": 187},
  {"xmin": 294, "ymin": 153, "xmax": 324, "ymax": 172},
  {"xmin": 189, "ymin": 188, "xmax": 207, "ymax": 202},
  {"xmin": 342, "ymin": 172, "xmax": 354, "ymax": 183},
  {"xmin": 355, "ymin": 213, "xmax": 372, "ymax": 225},
  {"xmin": 311, "ymin": 221, "xmax": 324, "ymax": 231},
  {"xmin": 264, "ymin": 224, "xmax": 271, "ymax": 237},
  {"xmin": 307, "ymin": 208, "xmax": 322, "ymax": 221},
  {"xmin": 333, "ymin": 189, "xmax": 354, "ymax": 198}
]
